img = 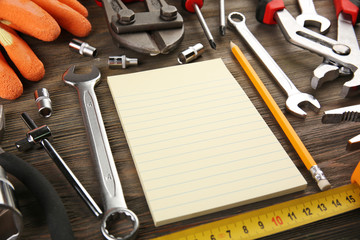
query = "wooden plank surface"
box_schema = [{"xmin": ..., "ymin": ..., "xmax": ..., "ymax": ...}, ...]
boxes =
[{"xmin": 1, "ymin": 0, "xmax": 360, "ymax": 239}]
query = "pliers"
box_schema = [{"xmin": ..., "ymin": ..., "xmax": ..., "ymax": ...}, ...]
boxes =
[
  {"xmin": 256, "ymin": 0, "xmax": 360, "ymax": 98},
  {"xmin": 322, "ymin": 104, "xmax": 360, "ymax": 150}
]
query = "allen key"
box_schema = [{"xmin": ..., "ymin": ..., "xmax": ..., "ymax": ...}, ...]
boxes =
[{"xmin": 15, "ymin": 113, "xmax": 103, "ymax": 218}]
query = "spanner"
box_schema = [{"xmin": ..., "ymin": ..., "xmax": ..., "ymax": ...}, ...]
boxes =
[
  {"xmin": 63, "ymin": 65, "xmax": 139, "ymax": 240},
  {"xmin": 228, "ymin": 12, "xmax": 321, "ymax": 118},
  {"xmin": 296, "ymin": 0, "xmax": 331, "ymax": 34}
]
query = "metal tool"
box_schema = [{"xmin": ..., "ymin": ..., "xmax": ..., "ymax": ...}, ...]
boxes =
[
  {"xmin": 69, "ymin": 39, "xmax": 98, "ymax": 57},
  {"xmin": 256, "ymin": 0, "xmax": 360, "ymax": 98},
  {"xmin": 34, "ymin": 88, "xmax": 52, "ymax": 118},
  {"xmin": 177, "ymin": 43, "xmax": 204, "ymax": 64},
  {"xmin": 311, "ymin": 10, "xmax": 356, "ymax": 89},
  {"xmin": 322, "ymin": 104, "xmax": 360, "ymax": 150},
  {"xmin": 182, "ymin": 0, "xmax": 216, "ymax": 49},
  {"xmin": 296, "ymin": 0, "xmax": 331, "ymax": 34},
  {"xmin": 108, "ymin": 55, "xmax": 138, "ymax": 68},
  {"xmin": 0, "ymin": 107, "xmax": 23, "ymax": 240},
  {"xmin": 101, "ymin": 0, "xmax": 184, "ymax": 55},
  {"xmin": 228, "ymin": 12, "xmax": 321, "ymax": 118},
  {"xmin": 15, "ymin": 113, "xmax": 103, "ymax": 218},
  {"xmin": 63, "ymin": 65, "xmax": 139, "ymax": 240},
  {"xmin": 0, "ymin": 105, "xmax": 74, "ymax": 240},
  {"xmin": 219, "ymin": 0, "xmax": 225, "ymax": 35}
]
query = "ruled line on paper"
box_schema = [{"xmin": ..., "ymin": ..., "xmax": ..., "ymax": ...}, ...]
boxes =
[
  {"xmin": 115, "ymin": 77, "xmax": 230, "ymax": 99},
  {"xmin": 141, "ymin": 148, "xmax": 284, "ymax": 174},
  {"xmin": 135, "ymin": 131, "xmax": 276, "ymax": 163},
  {"xmin": 153, "ymin": 175, "xmax": 301, "ymax": 212},
  {"xmin": 107, "ymin": 58, "xmax": 307, "ymax": 226},
  {"xmin": 146, "ymin": 157, "xmax": 290, "ymax": 190}
]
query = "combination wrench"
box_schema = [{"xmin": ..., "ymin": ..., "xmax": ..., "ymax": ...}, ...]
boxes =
[
  {"xmin": 296, "ymin": 0, "xmax": 331, "ymax": 34},
  {"xmin": 228, "ymin": 12, "xmax": 320, "ymax": 118},
  {"xmin": 63, "ymin": 65, "xmax": 139, "ymax": 240}
]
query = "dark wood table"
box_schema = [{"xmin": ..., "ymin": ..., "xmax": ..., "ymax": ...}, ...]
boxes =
[{"xmin": 1, "ymin": 0, "xmax": 360, "ymax": 239}]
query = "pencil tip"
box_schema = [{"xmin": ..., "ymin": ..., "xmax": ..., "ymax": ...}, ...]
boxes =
[{"xmin": 230, "ymin": 41, "xmax": 235, "ymax": 48}]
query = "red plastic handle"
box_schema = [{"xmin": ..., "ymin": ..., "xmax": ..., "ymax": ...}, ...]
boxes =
[
  {"xmin": 181, "ymin": 0, "xmax": 204, "ymax": 13},
  {"xmin": 256, "ymin": 0, "xmax": 285, "ymax": 25},
  {"xmin": 334, "ymin": 0, "xmax": 360, "ymax": 25}
]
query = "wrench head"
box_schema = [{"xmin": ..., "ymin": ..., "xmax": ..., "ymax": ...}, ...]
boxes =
[
  {"xmin": 62, "ymin": 65, "xmax": 101, "ymax": 87},
  {"xmin": 285, "ymin": 93, "xmax": 321, "ymax": 118},
  {"xmin": 295, "ymin": 14, "xmax": 331, "ymax": 34},
  {"xmin": 0, "ymin": 105, "xmax": 4, "ymax": 143}
]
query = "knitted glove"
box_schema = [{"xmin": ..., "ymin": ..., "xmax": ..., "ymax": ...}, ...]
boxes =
[{"xmin": 0, "ymin": 0, "xmax": 92, "ymax": 100}]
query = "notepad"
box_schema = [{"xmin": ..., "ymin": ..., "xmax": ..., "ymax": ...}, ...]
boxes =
[{"xmin": 107, "ymin": 58, "xmax": 307, "ymax": 226}]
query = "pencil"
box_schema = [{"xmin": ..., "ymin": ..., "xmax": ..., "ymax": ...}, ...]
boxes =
[{"xmin": 230, "ymin": 41, "xmax": 331, "ymax": 191}]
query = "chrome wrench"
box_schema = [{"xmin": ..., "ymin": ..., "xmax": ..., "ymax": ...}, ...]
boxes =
[
  {"xmin": 296, "ymin": 0, "xmax": 331, "ymax": 34},
  {"xmin": 228, "ymin": 12, "xmax": 321, "ymax": 118},
  {"xmin": 63, "ymin": 65, "xmax": 139, "ymax": 240}
]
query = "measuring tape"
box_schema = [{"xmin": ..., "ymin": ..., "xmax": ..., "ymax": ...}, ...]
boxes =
[{"xmin": 153, "ymin": 184, "xmax": 360, "ymax": 240}]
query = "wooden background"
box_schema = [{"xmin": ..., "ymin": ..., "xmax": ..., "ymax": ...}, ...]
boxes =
[{"xmin": 1, "ymin": 0, "xmax": 360, "ymax": 239}]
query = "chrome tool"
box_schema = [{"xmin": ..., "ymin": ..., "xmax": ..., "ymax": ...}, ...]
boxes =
[
  {"xmin": 63, "ymin": 65, "xmax": 139, "ymax": 240},
  {"xmin": 256, "ymin": 0, "xmax": 360, "ymax": 98},
  {"xmin": 228, "ymin": 12, "xmax": 321, "ymax": 118},
  {"xmin": 296, "ymin": 0, "xmax": 331, "ymax": 34}
]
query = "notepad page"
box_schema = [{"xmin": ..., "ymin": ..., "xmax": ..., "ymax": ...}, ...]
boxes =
[{"xmin": 107, "ymin": 58, "xmax": 307, "ymax": 226}]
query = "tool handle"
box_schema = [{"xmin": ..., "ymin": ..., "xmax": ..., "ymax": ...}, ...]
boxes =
[
  {"xmin": 77, "ymin": 85, "xmax": 127, "ymax": 211},
  {"xmin": 182, "ymin": 0, "xmax": 204, "ymax": 13},
  {"xmin": 334, "ymin": 0, "xmax": 360, "ymax": 25},
  {"xmin": 256, "ymin": 0, "xmax": 285, "ymax": 24},
  {"xmin": 0, "ymin": 151, "xmax": 74, "ymax": 240}
]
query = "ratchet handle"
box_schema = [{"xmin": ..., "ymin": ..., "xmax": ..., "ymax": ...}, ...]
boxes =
[
  {"xmin": 182, "ymin": 0, "xmax": 204, "ymax": 13},
  {"xmin": 334, "ymin": 0, "xmax": 360, "ymax": 25},
  {"xmin": 256, "ymin": 0, "xmax": 285, "ymax": 24},
  {"xmin": 0, "ymin": 151, "xmax": 74, "ymax": 240}
]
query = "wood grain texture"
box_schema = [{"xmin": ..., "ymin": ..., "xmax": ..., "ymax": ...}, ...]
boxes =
[{"xmin": 1, "ymin": 0, "xmax": 360, "ymax": 239}]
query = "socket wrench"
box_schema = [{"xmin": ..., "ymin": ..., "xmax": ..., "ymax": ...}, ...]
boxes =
[{"xmin": 63, "ymin": 65, "xmax": 139, "ymax": 240}]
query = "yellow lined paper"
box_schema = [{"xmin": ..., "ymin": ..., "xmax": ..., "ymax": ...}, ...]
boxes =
[{"xmin": 107, "ymin": 58, "xmax": 306, "ymax": 226}]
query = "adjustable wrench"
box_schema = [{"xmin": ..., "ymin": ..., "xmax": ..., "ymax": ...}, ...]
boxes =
[
  {"xmin": 296, "ymin": 0, "xmax": 331, "ymax": 34},
  {"xmin": 63, "ymin": 66, "xmax": 139, "ymax": 240},
  {"xmin": 256, "ymin": 0, "xmax": 360, "ymax": 98},
  {"xmin": 228, "ymin": 12, "xmax": 321, "ymax": 118}
]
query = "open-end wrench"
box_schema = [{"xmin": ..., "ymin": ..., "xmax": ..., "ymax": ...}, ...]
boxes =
[
  {"xmin": 228, "ymin": 12, "xmax": 321, "ymax": 118},
  {"xmin": 296, "ymin": 0, "xmax": 331, "ymax": 34},
  {"xmin": 256, "ymin": 0, "xmax": 360, "ymax": 98},
  {"xmin": 63, "ymin": 65, "xmax": 139, "ymax": 240}
]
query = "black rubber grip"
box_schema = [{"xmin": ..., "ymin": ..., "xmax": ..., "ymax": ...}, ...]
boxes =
[{"xmin": 0, "ymin": 151, "xmax": 74, "ymax": 240}]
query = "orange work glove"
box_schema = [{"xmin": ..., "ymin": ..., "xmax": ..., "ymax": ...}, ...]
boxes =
[{"xmin": 0, "ymin": 0, "xmax": 92, "ymax": 100}]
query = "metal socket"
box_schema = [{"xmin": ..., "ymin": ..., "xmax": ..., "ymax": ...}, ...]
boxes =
[
  {"xmin": 34, "ymin": 88, "xmax": 52, "ymax": 118},
  {"xmin": 69, "ymin": 39, "xmax": 97, "ymax": 57},
  {"xmin": 108, "ymin": 55, "xmax": 138, "ymax": 69},
  {"xmin": 0, "ymin": 166, "xmax": 23, "ymax": 240},
  {"xmin": 177, "ymin": 43, "xmax": 204, "ymax": 64}
]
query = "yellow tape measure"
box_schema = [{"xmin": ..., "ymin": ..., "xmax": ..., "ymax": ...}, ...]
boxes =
[{"xmin": 153, "ymin": 184, "xmax": 360, "ymax": 240}]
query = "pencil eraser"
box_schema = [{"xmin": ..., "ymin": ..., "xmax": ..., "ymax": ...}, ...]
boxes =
[{"xmin": 318, "ymin": 179, "xmax": 331, "ymax": 191}]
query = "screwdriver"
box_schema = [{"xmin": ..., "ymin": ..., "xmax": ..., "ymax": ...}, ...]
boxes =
[{"xmin": 182, "ymin": 0, "xmax": 216, "ymax": 49}]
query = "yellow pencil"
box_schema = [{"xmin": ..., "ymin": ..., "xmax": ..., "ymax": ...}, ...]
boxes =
[{"xmin": 230, "ymin": 41, "xmax": 330, "ymax": 191}]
